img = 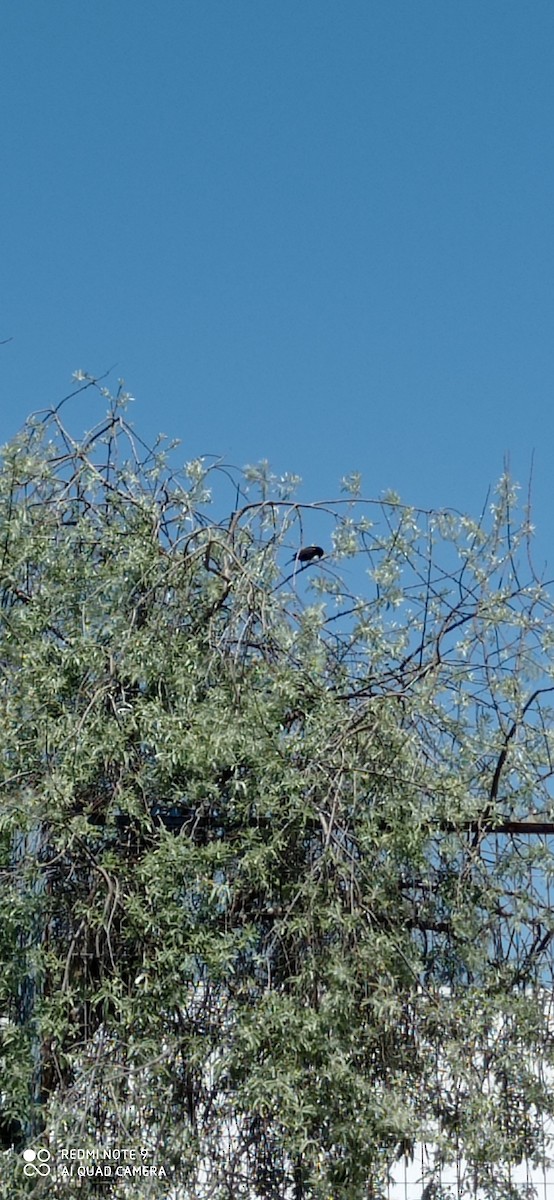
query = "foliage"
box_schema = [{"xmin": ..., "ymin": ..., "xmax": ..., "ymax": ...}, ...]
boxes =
[{"xmin": 1, "ymin": 377, "xmax": 554, "ymax": 1198}]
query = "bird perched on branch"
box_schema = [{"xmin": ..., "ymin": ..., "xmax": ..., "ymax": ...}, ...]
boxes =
[{"xmin": 287, "ymin": 545, "xmax": 325, "ymax": 566}]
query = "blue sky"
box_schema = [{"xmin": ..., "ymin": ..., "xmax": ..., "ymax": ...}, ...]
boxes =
[{"xmin": 1, "ymin": 1, "xmax": 553, "ymax": 554}]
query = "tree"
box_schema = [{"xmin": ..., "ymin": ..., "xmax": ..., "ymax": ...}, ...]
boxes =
[{"xmin": 1, "ymin": 377, "xmax": 554, "ymax": 1199}]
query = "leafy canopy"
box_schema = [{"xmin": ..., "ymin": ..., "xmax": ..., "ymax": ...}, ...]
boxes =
[{"xmin": 1, "ymin": 378, "xmax": 554, "ymax": 1198}]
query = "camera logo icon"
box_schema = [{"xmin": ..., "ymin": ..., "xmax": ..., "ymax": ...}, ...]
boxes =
[{"xmin": 22, "ymin": 1147, "xmax": 51, "ymax": 1177}]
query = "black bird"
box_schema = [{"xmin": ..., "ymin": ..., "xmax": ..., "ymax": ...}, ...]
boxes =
[{"xmin": 288, "ymin": 544, "xmax": 325, "ymax": 566}]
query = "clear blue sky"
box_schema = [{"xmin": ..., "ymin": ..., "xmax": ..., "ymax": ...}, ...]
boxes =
[{"xmin": 1, "ymin": 1, "xmax": 553, "ymax": 548}]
